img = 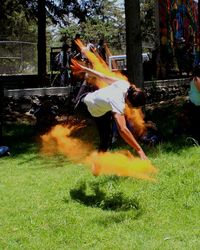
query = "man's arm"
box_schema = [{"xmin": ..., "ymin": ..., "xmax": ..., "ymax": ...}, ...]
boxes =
[
  {"xmin": 71, "ymin": 59, "xmax": 121, "ymax": 85},
  {"xmin": 113, "ymin": 113, "xmax": 148, "ymax": 160}
]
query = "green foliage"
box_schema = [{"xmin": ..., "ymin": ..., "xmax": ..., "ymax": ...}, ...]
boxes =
[
  {"xmin": 0, "ymin": 0, "xmax": 126, "ymax": 54},
  {"xmin": 0, "ymin": 0, "xmax": 36, "ymax": 40},
  {"xmin": 140, "ymin": 0, "xmax": 156, "ymax": 45},
  {"xmin": 0, "ymin": 0, "xmax": 156, "ymax": 56},
  {"xmin": 59, "ymin": 0, "xmax": 125, "ymax": 54}
]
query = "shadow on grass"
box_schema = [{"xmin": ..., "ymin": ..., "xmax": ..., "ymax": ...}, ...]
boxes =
[
  {"xmin": 3, "ymin": 119, "xmax": 198, "ymax": 161},
  {"xmin": 142, "ymin": 135, "xmax": 199, "ymax": 158},
  {"xmin": 68, "ymin": 179, "xmax": 141, "ymax": 213},
  {"xmin": 2, "ymin": 123, "xmax": 40, "ymax": 156},
  {"xmin": 145, "ymin": 99, "xmax": 200, "ymax": 154}
]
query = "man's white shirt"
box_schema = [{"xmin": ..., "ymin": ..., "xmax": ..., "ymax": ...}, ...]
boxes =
[{"xmin": 84, "ymin": 80, "xmax": 129, "ymax": 117}]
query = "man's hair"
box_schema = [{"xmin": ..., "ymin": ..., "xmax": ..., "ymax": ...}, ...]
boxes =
[
  {"xmin": 127, "ymin": 85, "xmax": 146, "ymax": 107},
  {"xmin": 62, "ymin": 42, "xmax": 69, "ymax": 51}
]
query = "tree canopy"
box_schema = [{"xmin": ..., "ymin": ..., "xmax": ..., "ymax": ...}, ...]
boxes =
[{"xmin": 0, "ymin": 0, "xmax": 155, "ymax": 50}]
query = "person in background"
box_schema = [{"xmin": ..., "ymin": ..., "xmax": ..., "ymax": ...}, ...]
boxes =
[
  {"xmin": 85, "ymin": 39, "xmax": 97, "ymax": 67},
  {"xmin": 189, "ymin": 66, "xmax": 200, "ymax": 105},
  {"xmin": 177, "ymin": 65, "xmax": 200, "ymax": 139},
  {"xmin": 71, "ymin": 60, "xmax": 148, "ymax": 160},
  {"xmin": 57, "ymin": 42, "xmax": 71, "ymax": 86},
  {"xmin": 187, "ymin": 65, "xmax": 200, "ymax": 139},
  {"xmin": 71, "ymin": 34, "xmax": 82, "ymax": 59},
  {"xmin": 86, "ymin": 39, "xmax": 96, "ymax": 53},
  {"xmin": 97, "ymin": 38, "xmax": 107, "ymax": 62}
]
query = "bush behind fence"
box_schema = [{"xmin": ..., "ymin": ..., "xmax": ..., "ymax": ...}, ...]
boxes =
[{"xmin": 0, "ymin": 41, "xmax": 38, "ymax": 75}]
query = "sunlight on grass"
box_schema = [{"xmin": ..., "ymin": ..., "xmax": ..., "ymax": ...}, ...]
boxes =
[{"xmin": 0, "ymin": 125, "xmax": 200, "ymax": 249}]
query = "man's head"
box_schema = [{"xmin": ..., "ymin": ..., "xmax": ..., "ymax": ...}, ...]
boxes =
[
  {"xmin": 62, "ymin": 42, "xmax": 70, "ymax": 51},
  {"xmin": 126, "ymin": 85, "xmax": 146, "ymax": 108}
]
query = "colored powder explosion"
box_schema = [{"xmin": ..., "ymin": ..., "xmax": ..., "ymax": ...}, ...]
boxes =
[
  {"xmin": 40, "ymin": 124, "xmax": 157, "ymax": 181},
  {"xmin": 42, "ymin": 40, "xmax": 156, "ymax": 180},
  {"xmin": 125, "ymin": 105, "xmax": 146, "ymax": 137},
  {"xmin": 75, "ymin": 39, "xmax": 127, "ymax": 88},
  {"xmin": 72, "ymin": 39, "xmax": 147, "ymax": 137},
  {"xmin": 40, "ymin": 124, "xmax": 94, "ymax": 162},
  {"xmin": 85, "ymin": 151, "xmax": 157, "ymax": 181}
]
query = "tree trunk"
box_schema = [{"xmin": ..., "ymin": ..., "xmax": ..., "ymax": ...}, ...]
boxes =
[
  {"xmin": 38, "ymin": 0, "xmax": 47, "ymax": 86},
  {"xmin": 154, "ymin": 0, "xmax": 160, "ymax": 48},
  {"xmin": 0, "ymin": 84, "xmax": 3, "ymax": 144},
  {"xmin": 198, "ymin": 0, "xmax": 200, "ymax": 65},
  {"xmin": 124, "ymin": 0, "xmax": 143, "ymax": 88}
]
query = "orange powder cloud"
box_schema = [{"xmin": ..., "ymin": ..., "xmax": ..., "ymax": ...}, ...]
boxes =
[
  {"xmin": 73, "ymin": 39, "xmax": 147, "ymax": 137},
  {"xmin": 75, "ymin": 39, "xmax": 127, "ymax": 87},
  {"xmin": 40, "ymin": 124, "xmax": 157, "ymax": 181},
  {"xmin": 40, "ymin": 124, "xmax": 94, "ymax": 162},
  {"xmin": 125, "ymin": 105, "xmax": 146, "ymax": 137},
  {"xmin": 85, "ymin": 151, "xmax": 157, "ymax": 181}
]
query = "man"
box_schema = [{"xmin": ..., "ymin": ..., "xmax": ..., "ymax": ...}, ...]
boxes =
[
  {"xmin": 71, "ymin": 34, "xmax": 82, "ymax": 59},
  {"xmin": 97, "ymin": 38, "xmax": 107, "ymax": 62},
  {"xmin": 71, "ymin": 60, "xmax": 147, "ymax": 160},
  {"xmin": 57, "ymin": 42, "xmax": 71, "ymax": 86},
  {"xmin": 187, "ymin": 65, "xmax": 200, "ymax": 140},
  {"xmin": 86, "ymin": 39, "xmax": 96, "ymax": 53}
]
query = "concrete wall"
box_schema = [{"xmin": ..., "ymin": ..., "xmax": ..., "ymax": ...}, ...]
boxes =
[
  {"xmin": 144, "ymin": 78, "xmax": 190, "ymax": 103},
  {"xmin": 0, "ymin": 75, "xmax": 39, "ymax": 89},
  {"xmin": 1, "ymin": 77, "xmax": 190, "ymax": 121},
  {"xmin": 3, "ymin": 77, "xmax": 190, "ymax": 104}
]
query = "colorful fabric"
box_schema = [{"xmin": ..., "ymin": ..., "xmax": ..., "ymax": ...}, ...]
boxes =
[{"xmin": 158, "ymin": 0, "xmax": 198, "ymax": 52}]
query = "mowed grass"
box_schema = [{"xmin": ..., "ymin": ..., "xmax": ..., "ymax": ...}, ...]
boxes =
[{"xmin": 0, "ymin": 123, "xmax": 200, "ymax": 250}]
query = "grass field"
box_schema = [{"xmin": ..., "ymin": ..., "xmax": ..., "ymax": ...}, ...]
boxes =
[{"xmin": 0, "ymin": 123, "xmax": 200, "ymax": 250}]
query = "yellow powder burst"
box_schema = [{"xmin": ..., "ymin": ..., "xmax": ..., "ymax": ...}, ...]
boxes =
[
  {"xmin": 73, "ymin": 39, "xmax": 147, "ymax": 138},
  {"xmin": 85, "ymin": 151, "xmax": 157, "ymax": 181},
  {"xmin": 40, "ymin": 124, "xmax": 94, "ymax": 162},
  {"xmin": 40, "ymin": 124, "xmax": 157, "ymax": 181},
  {"xmin": 75, "ymin": 39, "xmax": 127, "ymax": 82},
  {"xmin": 125, "ymin": 105, "xmax": 146, "ymax": 137}
]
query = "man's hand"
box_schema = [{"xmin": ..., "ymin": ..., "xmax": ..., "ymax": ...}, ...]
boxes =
[
  {"xmin": 113, "ymin": 113, "xmax": 148, "ymax": 160},
  {"xmin": 70, "ymin": 59, "xmax": 85, "ymax": 74},
  {"xmin": 138, "ymin": 149, "xmax": 148, "ymax": 160}
]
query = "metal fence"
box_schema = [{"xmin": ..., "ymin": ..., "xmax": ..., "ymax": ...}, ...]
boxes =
[{"xmin": 0, "ymin": 41, "xmax": 37, "ymax": 75}]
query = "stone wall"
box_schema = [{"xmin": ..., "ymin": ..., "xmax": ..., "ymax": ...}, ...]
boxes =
[
  {"xmin": 2, "ymin": 78, "xmax": 190, "ymax": 117},
  {"xmin": 0, "ymin": 75, "xmax": 39, "ymax": 89},
  {"xmin": 144, "ymin": 78, "xmax": 190, "ymax": 104}
]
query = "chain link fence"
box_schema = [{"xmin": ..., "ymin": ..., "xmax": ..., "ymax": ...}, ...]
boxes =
[{"xmin": 0, "ymin": 41, "xmax": 38, "ymax": 75}]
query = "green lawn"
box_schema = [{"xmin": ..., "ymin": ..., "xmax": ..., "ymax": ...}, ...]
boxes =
[{"xmin": 0, "ymin": 123, "xmax": 200, "ymax": 250}]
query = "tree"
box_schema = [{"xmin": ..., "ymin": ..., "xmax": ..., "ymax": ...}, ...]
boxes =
[
  {"xmin": 59, "ymin": 0, "xmax": 125, "ymax": 54},
  {"xmin": 31, "ymin": 0, "xmax": 125, "ymax": 84},
  {"xmin": 198, "ymin": 0, "xmax": 200, "ymax": 64},
  {"xmin": 124, "ymin": 0, "xmax": 143, "ymax": 88},
  {"xmin": 140, "ymin": 0, "xmax": 157, "ymax": 46},
  {"xmin": 0, "ymin": 0, "xmax": 37, "ymax": 41},
  {"xmin": 0, "ymin": 85, "xmax": 3, "ymax": 144},
  {"xmin": 38, "ymin": 0, "xmax": 47, "ymax": 86},
  {"xmin": 0, "ymin": 0, "xmax": 71, "ymax": 82}
]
